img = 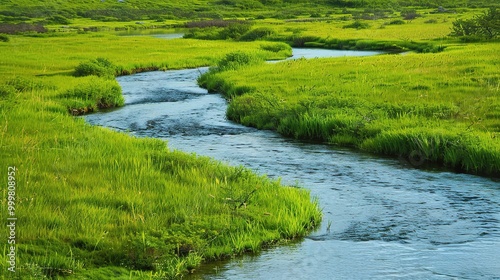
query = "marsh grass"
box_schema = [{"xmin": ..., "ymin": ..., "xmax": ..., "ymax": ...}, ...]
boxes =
[
  {"xmin": 199, "ymin": 43, "xmax": 500, "ymax": 176},
  {"xmin": 0, "ymin": 33, "xmax": 319, "ymax": 278}
]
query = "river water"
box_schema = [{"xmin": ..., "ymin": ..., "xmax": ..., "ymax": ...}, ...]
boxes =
[{"xmin": 84, "ymin": 49, "xmax": 500, "ymax": 279}]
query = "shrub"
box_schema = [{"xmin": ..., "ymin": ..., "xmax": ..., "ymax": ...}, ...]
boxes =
[
  {"xmin": 389, "ymin": 19, "xmax": 405, "ymax": 25},
  {"xmin": 183, "ymin": 27, "xmax": 222, "ymax": 40},
  {"xmin": 0, "ymin": 34, "xmax": 9, "ymax": 42},
  {"xmin": 184, "ymin": 19, "xmax": 245, "ymax": 28},
  {"xmin": 218, "ymin": 23, "xmax": 252, "ymax": 40},
  {"xmin": 61, "ymin": 77, "xmax": 124, "ymax": 114},
  {"xmin": 401, "ymin": 9, "xmax": 421, "ymax": 21},
  {"xmin": 215, "ymin": 51, "xmax": 263, "ymax": 72},
  {"xmin": 240, "ymin": 27, "xmax": 275, "ymax": 41},
  {"xmin": 290, "ymin": 35, "xmax": 322, "ymax": 47},
  {"xmin": 343, "ymin": 20, "xmax": 371, "ymax": 29},
  {"xmin": 450, "ymin": 8, "xmax": 499, "ymax": 40},
  {"xmin": 424, "ymin": 19, "xmax": 438, "ymax": 24},
  {"xmin": 259, "ymin": 42, "xmax": 290, "ymax": 53},
  {"xmin": 74, "ymin": 58, "xmax": 116, "ymax": 79}
]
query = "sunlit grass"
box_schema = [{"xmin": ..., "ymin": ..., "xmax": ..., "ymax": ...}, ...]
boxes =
[{"xmin": 257, "ymin": 12, "xmax": 458, "ymax": 41}]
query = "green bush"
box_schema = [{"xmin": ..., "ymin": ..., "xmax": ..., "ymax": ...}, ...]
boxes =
[
  {"xmin": 343, "ymin": 20, "xmax": 371, "ymax": 29},
  {"xmin": 215, "ymin": 51, "xmax": 263, "ymax": 72},
  {"xmin": 240, "ymin": 27, "xmax": 275, "ymax": 41},
  {"xmin": 401, "ymin": 9, "xmax": 421, "ymax": 20},
  {"xmin": 450, "ymin": 8, "xmax": 499, "ymax": 39},
  {"xmin": 259, "ymin": 42, "xmax": 290, "ymax": 53},
  {"xmin": 0, "ymin": 34, "xmax": 9, "ymax": 42},
  {"xmin": 389, "ymin": 19, "xmax": 405, "ymax": 25},
  {"xmin": 289, "ymin": 35, "xmax": 322, "ymax": 47},
  {"xmin": 183, "ymin": 22, "xmax": 254, "ymax": 41},
  {"xmin": 218, "ymin": 23, "xmax": 252, "ymax": 40},
  {"xmin": 183, "ymin": 27, "xmax": 222, "ymax": 40},
  {"xmin": 74, "ymin": 58, "xmax": 116, "ymax": 79}
]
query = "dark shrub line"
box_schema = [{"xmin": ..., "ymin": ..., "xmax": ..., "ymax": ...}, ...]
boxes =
[{"xmin": 0, "ymin": 23, "xmax": 47, "ymax": 34}]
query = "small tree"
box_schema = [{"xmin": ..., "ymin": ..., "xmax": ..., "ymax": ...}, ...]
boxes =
[
  {"xmin": 475, "ymin": 7, "xmax": 499, "ymax": 39},
  {"xmin": 451, "ymin": 8, "xmax": 499, "ymax": 40},
  {"xmin": 74, "ymin": 58, "xmax": 116, "ymax": 79},
  {"xmin": 401, "ymin": 9, "xmax": 420, "ymax": 21},
  {"xmin": 451, "ymin": 18, "xmax": 480, "ymax": 37},
  {"xmin": 218, "ymin": 23, "xmax": 252, "ymax": 40}
]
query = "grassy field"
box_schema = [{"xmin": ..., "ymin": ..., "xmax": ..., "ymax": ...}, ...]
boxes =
[{"xmin": 0, "ymin": 34, "xmax": 320, "ymax": 279}]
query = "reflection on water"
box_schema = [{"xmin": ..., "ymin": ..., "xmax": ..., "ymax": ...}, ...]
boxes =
[{"xmin": 85, "ymin": 49, "xmax": 500, "ymax": 280}]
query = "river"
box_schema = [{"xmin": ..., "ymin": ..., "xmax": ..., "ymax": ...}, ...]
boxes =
[{"xmin": 84, "ymin": 48, "xmax": 500, "ymax": 279}]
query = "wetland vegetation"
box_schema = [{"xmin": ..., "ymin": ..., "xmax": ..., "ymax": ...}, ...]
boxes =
[{"xmin": 1, "ymin": 0, "xmax": 499, "ymax": 278}]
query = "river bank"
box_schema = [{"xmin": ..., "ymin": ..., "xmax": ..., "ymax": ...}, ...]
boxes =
[{"xmin": 0, "ymin": 34, "xmax": 320, "ymax": 279}]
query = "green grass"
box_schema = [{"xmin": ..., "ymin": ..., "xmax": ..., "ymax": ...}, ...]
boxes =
[
  {"xmin": 199, "ymin": 42, "xmax": 500, "ymax": 176},
  {"xmin": 0, "ymin": 33, "xmax": 319, "ymax": 279}
]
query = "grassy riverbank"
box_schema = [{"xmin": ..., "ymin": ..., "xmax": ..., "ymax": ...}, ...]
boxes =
[
  {"xmin": 0, "ymin": 34, "xmax": 320, "ymax": 279},
  {"xmin": 199, "ymin": 41, "xmax": 500, "ymax": 176}
]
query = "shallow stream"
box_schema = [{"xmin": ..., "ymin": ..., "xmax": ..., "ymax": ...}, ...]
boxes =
[{"xmin": 85, "ymin": 49, "xmax": 500, "ymax": 279}]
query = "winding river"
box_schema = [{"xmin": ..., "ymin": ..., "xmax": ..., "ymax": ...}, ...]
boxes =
[{"xmin": 84, "ymin": 49, "xmax": 500, "ymax": 279}]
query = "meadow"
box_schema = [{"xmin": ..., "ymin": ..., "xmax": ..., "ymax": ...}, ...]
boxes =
[
  {"xmin": 1, "ymin": 1, "xmax": 499, "ymax": 279},
  {"xmin": 197, "ymin": 10, "xmax": 500, "ymax": 176},
  {"xmin": 0, "ymin": 34, "xmax": 320, "ymax": 279}
]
